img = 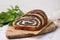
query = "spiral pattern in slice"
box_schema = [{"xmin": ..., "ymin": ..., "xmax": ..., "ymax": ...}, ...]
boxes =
[
  {"xmin": 13, "ymin": 9, "xmax": 48, "ymax": 31},
  {"xmin": 25, "ymin": 9, "xmax": 48, "ymax": 26}
]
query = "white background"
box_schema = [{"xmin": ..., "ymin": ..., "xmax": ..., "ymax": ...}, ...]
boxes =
[
  {"xmin": 0, "ymin": 0, "xmax": 60, "ymax": 40},
  {"xmin": 0, "ymin": 0, "xmax": 60, "ymax": 18}
]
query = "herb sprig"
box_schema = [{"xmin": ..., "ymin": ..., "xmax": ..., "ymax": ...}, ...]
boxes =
[{"xmin": 0, "ymin": 5, "xmax": 23, "ymax": 27}]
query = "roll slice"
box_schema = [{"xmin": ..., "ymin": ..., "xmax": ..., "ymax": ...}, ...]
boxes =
[
  {"xmin": 13, "ymin": 17, "xmax": 42, "ymax": 31},
  {"xmin": 13, "ymin": 9, "xmax": 48, "ymax": 31},
  {"xmin": 25, "ymin": 9, "xmax": 48, "ymax": 26}
]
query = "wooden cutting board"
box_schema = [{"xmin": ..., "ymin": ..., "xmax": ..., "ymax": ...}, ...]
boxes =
[{"xmin": 6, "ymin": 20, "xmax": 56, "ymax": 39}]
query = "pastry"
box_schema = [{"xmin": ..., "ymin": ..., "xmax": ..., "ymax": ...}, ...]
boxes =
[
  {"xmin": 13, "ymin": 9, "xmax": 48, "ymax": 31},
  {"xmin": 6, "ymin": 9, "xmax": 56, "ymax": 39}
]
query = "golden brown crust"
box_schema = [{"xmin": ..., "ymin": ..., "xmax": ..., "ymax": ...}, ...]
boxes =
[{"xmin": 14, "ymin": 26, "xmax": 40, "ymax": 31}]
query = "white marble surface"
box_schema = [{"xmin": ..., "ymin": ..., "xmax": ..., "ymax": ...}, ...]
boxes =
[{"xmin": 0, "ymin": 25, "xmax": 60, "ymax": 40}]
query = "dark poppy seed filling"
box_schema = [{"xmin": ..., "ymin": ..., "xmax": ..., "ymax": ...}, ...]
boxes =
[
  {"xmin": 23, "ymin": 14, "xmax": 44, "ymax": 25},
  {"xmin": 26, "ymin": 13, "xmax": 46, "ymax": 26},
  {"xmin": 14, "ymin": 18, "xmax": 39, "ymax": 26},
  {"xmin": 23, "ymin": 14, "xmax": 42, "ymax": 26},
  {"xmin": 27, "ymin": 10, "xmax": 48, "ymax": 26}
]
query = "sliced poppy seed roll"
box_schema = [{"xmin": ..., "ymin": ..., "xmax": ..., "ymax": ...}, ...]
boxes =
[
  {"xmin": 23, "ymin": 9, "xmax": 48, "ymax": 27},
  {"xmin": 23, "ymin": 14, "xmax": 44, "ymax": 27},
  {"xmin": 13, "ymin": 17, "xmax": 41, "ymax": 31},
  {"xmin": 13, "ymin": 9, "xmax": 48, "ymax": 31}
]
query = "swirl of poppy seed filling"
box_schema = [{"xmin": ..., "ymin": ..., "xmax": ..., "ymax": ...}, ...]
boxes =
[
  {"xmin": 23, "ymin": 14, "xmax": 42, "ymax": 26},
  {"xmin": 14, "ymin": 18, "xmax": 39, "ymax": 26}
]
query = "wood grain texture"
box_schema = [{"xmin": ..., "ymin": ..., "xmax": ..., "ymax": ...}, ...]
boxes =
[{"xmin": 6, "ymin": 20, "xmax": 56, "ymax": 39}]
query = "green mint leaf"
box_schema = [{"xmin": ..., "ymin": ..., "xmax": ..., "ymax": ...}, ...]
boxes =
[{"xmin": 0, "ymin": 24, "xmax": 3, "ymax": 27}]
